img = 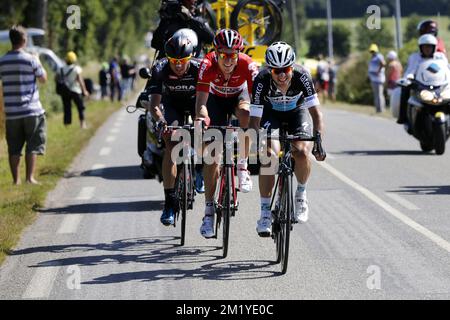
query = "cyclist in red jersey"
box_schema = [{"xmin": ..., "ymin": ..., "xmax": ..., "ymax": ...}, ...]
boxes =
[{"xmin": 195, "ymin": 29, "xmax": 259, "ymax": 238}]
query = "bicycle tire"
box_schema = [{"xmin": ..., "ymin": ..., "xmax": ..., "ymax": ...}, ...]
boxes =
[
  {"xmin": 274, "ymin": 179, "xmax": 283, "ymax": 264},
  {"xmin": 230, "ymin": 0, "xmax": 282, "ymax": 45},
  {"xmin": 280, "ymin": 173, "xmax": 292, "ymax": 274},
  {"xmin": 179, "ymin": 164, "xmax": 189, "ymax": 246},
  {"xmin": 222, "ymin": 166, "xmax": 232, "ymax": 258}
]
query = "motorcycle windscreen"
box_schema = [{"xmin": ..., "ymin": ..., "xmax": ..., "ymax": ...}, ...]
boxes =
[{"xmin": 415, "ymin": 59, "xmax": 450, "ymax": 87}]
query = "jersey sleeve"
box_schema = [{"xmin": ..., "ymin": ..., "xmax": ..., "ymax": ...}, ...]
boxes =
[
  {"xmin": 147, "ymin": 62, "xmax": 164, "ymax": 95},
  {"xmin": 243, "ymin": 54, "xmax": 259, "ymax": 97},
  {"xmin": 298, "ymin": 70, "xmax": 320, "ymax": 109},
  {"xmin": 250, "ymin": 71, "xmax": 267, "ymax": 118},
  {"xmin": 196, "ymin": 57, "xmax": 213, "ymax": 93}
]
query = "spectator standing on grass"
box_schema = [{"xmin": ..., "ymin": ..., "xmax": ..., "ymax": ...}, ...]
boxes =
[
  {"xmin": 386, "ymin": 50, "xmax": 402, "ymax": 98},
  {"xmin": 0, "ymin": 25, "xmax": 47, "ymax": 185},
  {"xmin": 99, "ymin": 62, "xmax": 110, "ymax": 100},
  {"xmin": 368, "ymin": 43, "xmax": 386, "ymax": 113},
  {"xmin": 60, "ymin": 51, "xmax": 90, "ymax": 129},
  {"xmin": 109, "ymin": 57, "xmax": 122, "ymax": 102}
]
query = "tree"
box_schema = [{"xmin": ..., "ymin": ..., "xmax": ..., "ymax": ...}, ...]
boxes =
[
  {"xmin": 404, "ymin": 14, "xmax": 421, "ymax": 43},
  {"xmin": 305, "ymin": 23, "xmax": 351, "ymax": 58},
  {"xmin": 356, "ymin": 18, "xmax": 394, "ymax": 52}
]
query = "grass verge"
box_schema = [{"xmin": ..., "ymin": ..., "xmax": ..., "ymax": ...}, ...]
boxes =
[{"xmin": 0, "ymin": 98, "xmax": 124, "ymax": 265}]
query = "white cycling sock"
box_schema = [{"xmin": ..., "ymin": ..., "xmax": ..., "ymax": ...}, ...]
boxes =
[
  {"xmin": 237, "ymin": 158, "xmax": 248, "ymax": 171},
  {"xmin": 260, "ymin": 197, "xmax": 271, "ymax": 218},
  {"xmin": 296, "ymin": 183, "xmax": 307, "ymax": 199}
]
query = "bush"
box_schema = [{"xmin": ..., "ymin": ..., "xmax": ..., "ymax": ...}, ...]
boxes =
[
  {"xmin": 305, "ymin": 23, "xmax": 351, "ymax": 58},
  {"xmin": 404, "ymin": 14, "xmax": 422, "ymax": 43},
  {"xmin": 336, "ymin": 52, "xmax": 374, "ymax": 105},
  {"xmin": 356, "ymin": 18, "xmax": 394, "ymax": 52}
]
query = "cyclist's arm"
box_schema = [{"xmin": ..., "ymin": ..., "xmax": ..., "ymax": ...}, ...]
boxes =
[
  {"xmin": 195, "ymin": 90, "xmax": 209, "ymax": 119},
  {"xmin": 149, "ymin": 94, "xmax": 164, "ymax": 122},
  {"xmin": 308, "ymin": 106, "xmax": 324, "ymax": 135},
  {"xmin": 249, "ymin": 71, "xmax": 266, "ymax": 130}
]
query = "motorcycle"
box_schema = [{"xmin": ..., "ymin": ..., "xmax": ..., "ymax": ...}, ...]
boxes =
[
  {"xmin": 127, "ymin": 67, "xmax": 164, "ymax": 181},
  {"xmin": 393, "ymin": 58, "xmax": 450, "ymax": 155}
]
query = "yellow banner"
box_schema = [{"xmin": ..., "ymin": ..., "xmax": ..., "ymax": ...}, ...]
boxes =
[{"xmin": 242, "ymin": 45, "xmax": 267, "ymax": 65}]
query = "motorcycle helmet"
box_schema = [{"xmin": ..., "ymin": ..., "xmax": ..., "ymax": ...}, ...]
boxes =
[
  {"xmin": 417, "ymin": 19, "xmax": 438, "ymax": 36},
  {"xmin": 265, "ymin": 41, "xmax": 296, "ymax": 68},
  {"xmin": 418, "ymin": 34, "xmax": 437, "ymax": 57}
]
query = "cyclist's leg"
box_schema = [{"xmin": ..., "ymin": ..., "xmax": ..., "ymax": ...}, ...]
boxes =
[
  {"xmin": 234, "ymin": 94, "xmax": 253, "ymax": 192},
  {"xmin": 287, "ymin": 108, "xmax": 313, "ymax": 223},
  {"xmin": 256, "ymin": 108, "xmax": 280, "ymax": 235},
  {"xmin": 160, "ymin": 102, "xmax": 183, "ymax": 225},
  {"xmin": 200, "ymin": 95, "xmax": 227, "ymax": 237}
]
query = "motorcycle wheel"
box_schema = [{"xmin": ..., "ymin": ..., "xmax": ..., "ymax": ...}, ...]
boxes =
[{"xmin": 433, "ymin": 122, "xmax": 446, "ymax": 155}]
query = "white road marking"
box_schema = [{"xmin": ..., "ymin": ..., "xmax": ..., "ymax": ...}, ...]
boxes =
[
  {"xmin": 110, "ymin": 128, "xmax": 120, "ymax": 134},
  {"xmin": 113, "ymin": 122, "xmax": 122, "ymax": 128},
  {"xmin": 99, "ymin": 147, "xmax": 111, "ymax": 156},
  {"xmin": 75, "ymin": 186, "xmax": 96, "ymax": 200},
  {"xmin": 57, "ymin": 214, "xmax": 83, "ymax": 234},
  {"xmin": 317, "ymin": 161, "xmax": 450, "ymax": 253},
  {"xmin": 106, "ymin": 136, "xmax": 116, "ymax": 143},
  {"xmin": 385, "ymin": 192, "xmax": 420, "ymax": 210},
  {"xmin": 22, "ymin": 266, "xmax": 60, "ymax": 299}
]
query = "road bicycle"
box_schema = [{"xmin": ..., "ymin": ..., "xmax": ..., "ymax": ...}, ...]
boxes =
[
  {"xmin": 203, "ymin": 119, "xmax": 241, "ymax": 258},
  {"xmin": 198, "ymin": 0, "xmax": 283, "ymax": 45},
  {"xmin": 266, "ymin": 125, "xmax": 323, "ymax": 274},
  {"xmin": 158, "ymin": 112, "xmax": 197, "ymax": 246}
]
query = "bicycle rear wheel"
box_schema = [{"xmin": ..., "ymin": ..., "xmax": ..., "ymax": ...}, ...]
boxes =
[
  {"xmin": 222, "ymin": 167, "xmax": 232, "ymax": 258},
  {"xmin": 280, "ymin": 174, "xmax": 292, "ymax": 274},
  {"xmin": 230, "ymin": 0, "xmax": 282, "ymax": 45}
]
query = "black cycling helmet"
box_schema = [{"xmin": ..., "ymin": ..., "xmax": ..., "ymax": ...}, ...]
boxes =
[
  {"xmin": 164, "ymin": 33, "xmax": 194, "ymax": 59},
  {"xmin": 418, "ymin": 19, "xmax": 438, "ymax": 36}
]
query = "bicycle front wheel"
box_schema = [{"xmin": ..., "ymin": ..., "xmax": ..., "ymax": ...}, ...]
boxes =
[
  {"xmin": 280, "ymin": 174, "xmax": 292, "ymax": 274},
  {"xmin": 222, "ymin": 167, "xmax": 232, "ymax": 258},
  {"xmin": 230, "ymin": 0, "xmax": 282, "ymax": 45}
]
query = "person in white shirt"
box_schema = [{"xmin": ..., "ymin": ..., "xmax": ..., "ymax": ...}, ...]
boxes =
[{"xmin": 397, "ymin": 34, "xmax": 449, "ymax": 124}]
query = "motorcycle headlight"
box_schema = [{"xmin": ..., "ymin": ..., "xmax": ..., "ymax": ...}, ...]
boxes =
[
  {"xmin": 420, "ymin": 90, "xmax": 434, "ymax": 102},
  {"xmin": 440, "ymin": 86, "xmax": 450, "ymax": 100}
]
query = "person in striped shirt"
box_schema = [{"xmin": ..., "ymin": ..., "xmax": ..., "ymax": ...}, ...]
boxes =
[{"xmin": 0, "ymin": 25, "xmax": 47, "ymax": 185}]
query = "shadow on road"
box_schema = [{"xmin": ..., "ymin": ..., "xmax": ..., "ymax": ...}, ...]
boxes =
[
  {"xmin": 339, "ymin": 150, "xmax": 434, "ymax": 156},
  {"xmin": 388, "ymin": 185, "xmax": 450, "ymax": 195},
  {"xmin": 10, "ymin": 236, "xmax": 279, "ymax": 282},
  {"xmin": 80, "ymin": 165, "xmax": 143, "ymax": 180},
  {"xmin": 38, "ymin": 200, "xmax": 164, "ymax": 215}
]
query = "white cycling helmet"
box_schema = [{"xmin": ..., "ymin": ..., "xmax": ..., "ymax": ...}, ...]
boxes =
[
  {"xmin": 265, "ymin": 41, "xmax": 296, "ymax": 68},
  {"xmin": 387, "ymin": 50, "xmax": 398, "ymax": 60},
  {"xmin": 173, "ymin": 28, "xmax": 198, "ymax": 49}
]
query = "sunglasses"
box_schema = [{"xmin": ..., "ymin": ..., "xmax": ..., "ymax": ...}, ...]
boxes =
[
  {"xmin": 217, "ymin": 51, "xmax": 239, "ymax": 60},
  {"xmin": 271, "ymin": 66, "xmax": 293, "ymax": 75},
  {"xmin": 167, "ymin": 55, "xmax": 192, "ymax": 65}
]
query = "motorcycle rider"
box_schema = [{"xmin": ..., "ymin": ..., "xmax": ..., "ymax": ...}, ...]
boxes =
[
  {"xmin": 397, "ymin": 34, "xmax": 449, "ymax": 125},
  {"xmin": 151, "ymin": 0, "xmax": 215, "ymax": 59},
  {"xmin": 143, "ymin": 33, "xmax": 201, "ymax": 226},
  {"xmin": 417, "ymin": 19, "xmax": 447, "ymax": 55}
]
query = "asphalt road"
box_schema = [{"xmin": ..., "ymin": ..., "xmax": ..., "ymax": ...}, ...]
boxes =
[{"xmin": 1, "ymin": 103, "xmax": 450, "ymax": 300}]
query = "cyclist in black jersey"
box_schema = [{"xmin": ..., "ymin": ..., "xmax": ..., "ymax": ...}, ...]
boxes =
[
  {"xmin": 142, "ymin": 33, "xmax": 201, "ymax": 226},
  {"xmin": 249, "ymin": 42, "xmax": 326, "ymax": 237}
]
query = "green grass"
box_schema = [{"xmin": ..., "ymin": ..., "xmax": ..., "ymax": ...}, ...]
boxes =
[{"xmin": 0, "ymin": 98, "xmax": 124, "ymax": 265}]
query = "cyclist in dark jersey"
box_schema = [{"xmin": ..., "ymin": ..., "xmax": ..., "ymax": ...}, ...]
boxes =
[
  {"xmin": 143, "ymin": 33, "xmax": 200, "ymax": 226},
  {"xmin": 249, "ymin": 42, "xmax": 326, "ymax": 237}
]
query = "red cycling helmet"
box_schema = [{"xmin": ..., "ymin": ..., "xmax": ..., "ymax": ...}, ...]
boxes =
[
  {"xmin": 418, "ymin": 19, "xmax": 438, "ymax": 36},
  {"xmin": 213, "ymin": 29, "xmax": 244, "ymax": 51}
]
